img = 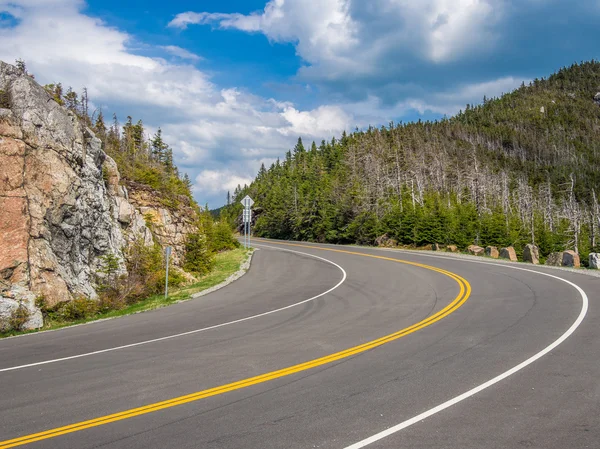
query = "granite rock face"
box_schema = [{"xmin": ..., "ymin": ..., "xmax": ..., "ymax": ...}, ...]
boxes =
[
  {"xmin": 589, "ymin": 253, "xmax": 600, "ymax": 269},
  {"xmin": 0, "ymin": 61, "xmax": 196, "ymax": 329},
  {"xmin": 125, "ymin": 181, "xmax": 198, "ymax": 266}
]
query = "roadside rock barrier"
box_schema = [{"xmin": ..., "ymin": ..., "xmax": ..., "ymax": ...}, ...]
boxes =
[
  {"xmin": 523, "ymin": 244, "xmax": 540, "ymax": 264},
  {"xmin": 499, "ymin": 247, "xmax": 518, "ymax": 261},
  {"xmin": 431, "ymin": 243, "xmax": 440, "ymax": 251},
  {"xmin": 562, "ymin": 250, "xmax": 580, "ymax": 267},
  {"xmin": 446, "ymin": 245, "xmax": 458, "ymax": 253},
  {"xmin": 468, "ymin": 245, "xmax": 485, "ymax": 256},
  {"xmin": 546, "ymin": 251, "xmax": 581, "ymax": 267},
  {"xmin": 485, "ymin": 246, "xmax": 499, "ymax": 258},
  {"xmin": 590, "ymin": 253, "xmax": 600, "ymax": 269}
]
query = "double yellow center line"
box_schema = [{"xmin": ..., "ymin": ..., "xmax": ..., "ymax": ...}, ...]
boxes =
[{"xmin": 0, "ymin": 242, "xmax": 471, "ymax": 448}]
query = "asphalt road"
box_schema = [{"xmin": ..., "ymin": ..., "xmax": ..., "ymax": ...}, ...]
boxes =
[{"xmin": 0, "ymin": 239, "xmax": 598, "ymax": 449}]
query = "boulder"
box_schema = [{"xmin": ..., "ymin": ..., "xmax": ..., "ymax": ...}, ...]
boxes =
[
  {"xmin": 562, "ymin": 250, "xmax": 580, "ymax": 268},
  {"xmin": 431, "ymin": 243, "xmax": 440, "ymax": 251},
  {"xmin": 594, "ymin": 92, "xmax": 600, "ymax": 105},
  {"xmin": 589, "ymin": 253, "xmax": 600, "ymax": 269},
  {"xmin": 545, "ymin": 251, "xmax": 581, "ymax": 268},
  {"xmin": 499, "ymin": 247, "xmax": 518, "ymax": 261},
  {"xmin": 523, "ymin": 244, "xmax": 540, "ymax": 264},
  {"xmin": 546, "ymin": 252, "xmax": 563, "ymax": 266},
  {"xmin": 468, "ymin": 245, "xmax": 485, "ymax": 256},
  {"xmin": 485, "ymin": 246, "xmax": 499, "ymax": 258},
  {"xmin": 375, "ymin": 234, "xmax": 388, "ymax": 247},
  {"xmin": 446, "ymin": 245, "xmax": 458, "ymax": 253}
]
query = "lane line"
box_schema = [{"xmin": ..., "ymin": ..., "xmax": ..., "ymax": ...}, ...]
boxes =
[
  {"xmin": 0, "ymin": 246, "xmax": 346, "ymax": 373},
  {"xmin": 0, "ymin": 245, "xmax": 471, "ymax": 448},
  {"xmin": 342, "ymin": 259, "xmax": 589, "ymax": 448}
]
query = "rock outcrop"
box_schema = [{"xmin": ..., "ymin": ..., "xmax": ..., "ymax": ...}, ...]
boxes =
[
  {"xmin": 485, "ymin": 246, "xmax": 499, "ymax": 258},
  {"xmin": 467, "ymin": 245, "xmax": 485, "ymax": 256},
  {"xmin": 125, "ymin": 181, "xmax": 199, "ymax": 265},
  {"xmin": 523, "ymin": 244, "xmax": 540, "ymax": 264},
  {"xmin": 590, "ymin": 253, "xmax": 600, "ymax": 269},
  {"xmin": 0, "ymin": 61, "xmax": 197, "ymax": 329},
  {"xmin": 499, "ymin": 247, "xmax": 518, "ymax": 261}
]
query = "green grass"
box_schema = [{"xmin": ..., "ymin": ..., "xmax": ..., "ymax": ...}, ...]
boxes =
[{"xmin": 0, "ymin": 248, "xmax": 253, "ymax": 338}]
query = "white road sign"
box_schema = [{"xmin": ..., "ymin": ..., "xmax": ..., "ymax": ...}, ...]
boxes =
[
  {"xmin": 240, "ymin": 195, "xmax": 255, "ymax": 208},
  {"xmin": 243, "ymin": 209, "xmax": 252, "ymax": 223}
]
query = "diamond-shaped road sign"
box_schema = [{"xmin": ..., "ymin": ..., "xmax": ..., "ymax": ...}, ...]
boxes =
[{"xmin": 240, "ymin": 195, "xmax": 255, "ymax": 208}]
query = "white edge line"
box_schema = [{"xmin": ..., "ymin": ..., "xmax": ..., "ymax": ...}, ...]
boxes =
[
  {"xmin": 0, "ymin": 245, "xmax": 347, "ymax": 373},
  {"xmin": 344, "ymin": 260, "xmax": 589, "ymax": 449}
]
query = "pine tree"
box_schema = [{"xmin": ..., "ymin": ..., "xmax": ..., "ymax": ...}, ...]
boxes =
[{"xmin": 94, "ymin": 111, "xmax": 107, "ymax": 141}]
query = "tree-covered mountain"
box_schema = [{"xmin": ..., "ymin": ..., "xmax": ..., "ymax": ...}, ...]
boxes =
[{"xmin": 232, "ymin": 61, "xmax": 600, "ymax": 264}]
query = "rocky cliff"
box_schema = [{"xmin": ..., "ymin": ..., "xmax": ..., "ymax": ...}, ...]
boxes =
[{"xmin": 0, "ymin": 61, "xmax": 197, "ymax": 329}]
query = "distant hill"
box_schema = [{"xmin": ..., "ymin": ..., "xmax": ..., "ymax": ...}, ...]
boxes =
[{"xmin": 232, "ymin": 61, "xmax": 600, "ymax": 264}]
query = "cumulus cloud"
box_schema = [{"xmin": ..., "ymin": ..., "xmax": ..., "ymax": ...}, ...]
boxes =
[
  {"xmin": 0, "ymin": 0, "xmax": 352, "ymax": 206},
  {"xmin": 171, "ymin": 0, "xmax": 502, "ymax": 72}
]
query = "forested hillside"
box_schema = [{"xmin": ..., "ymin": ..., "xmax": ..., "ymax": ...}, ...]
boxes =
[
  {"xmin": 42, "ymin": 80, "xmax": 194, "ymax": 208},
  {"xmin": 233, "ymin": 61, "xmax": 600, "ymax": 264}
]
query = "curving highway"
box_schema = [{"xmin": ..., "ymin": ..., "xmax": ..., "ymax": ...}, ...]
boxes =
[{"xmin": 0, "ymin": 239, "xmax": 598, "ymax": 448}]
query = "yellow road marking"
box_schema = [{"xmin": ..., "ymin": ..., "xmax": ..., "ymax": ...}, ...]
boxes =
[{"xmin": 0, "ymin": 241, "xmax": 471, "ymax": 448}]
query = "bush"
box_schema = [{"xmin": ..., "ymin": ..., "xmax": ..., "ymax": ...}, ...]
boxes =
[
  {"xmin": 183, "ymin": 232, "xmax": 215, "ymax": 275},
  {"xmin": 211, "ymin": 220, "xmax": 240, "ymax": 252},
  {"xmin": 0, "ymin": 89, "xmax": 10, "ymax": 109},
  {"xmin": 54, "ymin": 297, "xmax": 99, "ymax": 321},
  {"xmin": 7, "ymin": 302, "xmax": 30, "ymax": 331}
]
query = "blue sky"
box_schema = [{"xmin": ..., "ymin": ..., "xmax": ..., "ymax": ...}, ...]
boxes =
[{"xmin": 1, "ymin": 0, "xmax": 599, "ymax": 207}]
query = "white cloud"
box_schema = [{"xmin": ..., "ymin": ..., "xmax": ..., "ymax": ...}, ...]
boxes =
[
  {"xmin": 194, "ymin": 170, "xmax": 253, "ymax": 195},
  {"xmin": 171, "ymin": 0, "xmax": 503, "ymax": 75},
  {"xmin": 160, "ymin": 45, "xmax": 202, "ymax": 62},
  {"xmin": 0, "ymin": 0, "xmax": 351, "ymax": 207}
]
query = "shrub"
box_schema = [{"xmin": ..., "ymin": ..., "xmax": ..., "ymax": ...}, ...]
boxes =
[
  {"xmin": 183, "ymin": 232, "xmax": 215, "ymax": 275},
  {"xmin": 211, "ymin": 220, "xmax": 240, "ymax": 252},
  {"xmin": 55, "ymin": 297, "xmax": 99, "ymax": 321},
  {"xmin": 7, "ymin": 302, "xmax": 31, "ymax": 331},
  {"xmin": 0, "ymin": 89, "xmax": 10, "ymax": 109}
]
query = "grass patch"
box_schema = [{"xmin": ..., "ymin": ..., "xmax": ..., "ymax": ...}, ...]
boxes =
[{"xmin": 0, "ymin": 248, "xmax": 253, "ymax": 338}]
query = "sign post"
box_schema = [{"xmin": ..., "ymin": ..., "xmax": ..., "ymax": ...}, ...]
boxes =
[
  {"xmin": 164, "ymin": 246, "xmax": 172, "ymax": 298},
  {"xmin": 240, "ymin": 195, "xmax": 255, "ymax": 249}
]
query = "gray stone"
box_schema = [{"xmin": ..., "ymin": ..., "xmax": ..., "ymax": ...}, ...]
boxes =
[
  {"xmin": 523, "ymin": 244, "xmax": 540, "ymax": 264},
  {"xmin": 590, "ymin": 253, "xmax": 600, "ymax": 269},
  {"xmin": 546, "ymin": 252, "xmax": 563, "ymax": 266},
  {"xmin": 594, "ymin": 92, "xmax": 600, "ymax": 105}
]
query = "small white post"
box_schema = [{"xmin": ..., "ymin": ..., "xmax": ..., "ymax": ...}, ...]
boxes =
[{"xmin": 165, "ymin": 246, "xmax": 171, "ymax": 299}]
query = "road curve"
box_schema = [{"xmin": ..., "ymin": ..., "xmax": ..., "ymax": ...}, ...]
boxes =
[{"xmin": 0, "ymin": 239, "xmax": 598, "ymax": 448}]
